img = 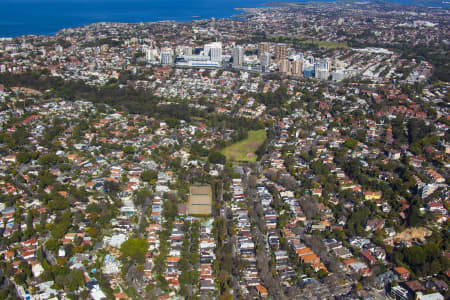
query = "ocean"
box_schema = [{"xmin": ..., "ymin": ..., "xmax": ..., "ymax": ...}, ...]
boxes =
[{"xmin": 0, "ymin": 0, "xmax": 447, "ymax": 38}]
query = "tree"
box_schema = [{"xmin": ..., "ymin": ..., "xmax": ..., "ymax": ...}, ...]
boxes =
[
  {"xmin": 191, "ymin": 142, "xmax": 209, "ymax": 157},
  {"xmin": 299, "ymin": 196, "xmax": 319, "ymax": 219},
  {"xmin": 278, "ymin": 213, "xmax": 290, "ymax": 229},
  {"xmin": 208, "ymin": 150, "xmax": 226, "ymax": 165},
  {"xmin": 407, "ymin": 205, "xmax": 422, "ymax": 227},
  {"xmin": 38, "ymin": 171, "xmax": 56, "ymax": 188},
  {"xmin": 430, "ymin": 259, "xmax": 441, "ymax": 275},
  {"xmin": 344, "ymin": 138, "xmax": 358, "ymax": 149},
  {"xmin": 404, "ymin": 246, "xmax": 426, "ymax": 267},
  {"xmin": 141, "ymin": 170, "xmax": 158, "ymax": 183},
  {"xmin": 407, "ymin": 118, "xmax": 431, "ymax": 144},
  {"xmin": 317, "ymin": 269, "xmax": 328, "ymax": 279},
  {"xmin": 64, "ymin": 270, "xmax": 85, "ymax": 291},
  {"xmin": 16, "ymin": 151, "xmax": 38, "ymax": 164},
  {"xmin": 45, "ymin": 239, "xmax": 60, "ymax": 252},
  {"xmin": 38, "ymin": 153, "xmax": 62, "ymax": 167},
  {"xmin": 134, "ymin": 189, "xmax": 152, "ymax": 207},
  {"xmin": 50, "ymin": 211, "xmax": 72, "ymax": 239},
  {"xmin": 120, "ymin": 238, "xmax": 148, "ymax": 264},
  {"xmin": 14, "ymin": 272, "xmax": 27, "ymax": 285},
  {"xmin": 123, "ymin": 145, "xmax": 135, "ymax": 154},
  {"xmin": 86, "ymin": 227, "xmax": 100, "ymax": 239},
  {"xmin": 104, "ymin": 180, "xmax": 119, "ymax": 197},
  {"xmin": 48, "ymin": 193, "xmax": 70, "ymax": 211},
  {"xmin": 19, "ymin": 261, "xmax": 32, "ymax": 278}
]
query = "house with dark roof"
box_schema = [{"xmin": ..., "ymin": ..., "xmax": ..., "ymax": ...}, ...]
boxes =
[{"xmin": 404, "ymin": 280, "xmax": 426, "ymax": 298}]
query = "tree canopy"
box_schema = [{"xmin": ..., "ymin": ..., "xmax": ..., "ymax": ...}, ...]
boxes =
[{"xmin": 120, "ymin": 238, "xmax": 148, "ymax": 264}]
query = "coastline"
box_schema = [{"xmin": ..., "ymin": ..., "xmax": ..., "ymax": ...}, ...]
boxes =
[{"xmin": 0, "ymin": 0, "xmax": 448, "ymax": 38}]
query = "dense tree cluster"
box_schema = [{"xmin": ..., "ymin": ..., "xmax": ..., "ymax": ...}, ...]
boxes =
[
  {"xmin": 120, "ymin": 238, "xmax": 149, "ymax": 264},
  {"xmin": 392, "ymin": 232, "xmax": 450, "ymax": 278}
]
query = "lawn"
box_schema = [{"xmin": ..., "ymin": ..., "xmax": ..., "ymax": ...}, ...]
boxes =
[
  {"xmin": 221, "ymin": 129, "xmax": 267, "ymax": 162},
  {"xmin": 312, "ymin": 41, "xmax": 348, "ymax": 49}
]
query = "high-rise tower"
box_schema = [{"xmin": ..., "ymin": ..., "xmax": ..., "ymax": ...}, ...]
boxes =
[{"xmin": 275, "ymin": 43, "xmax": 287, "ymax": 61}]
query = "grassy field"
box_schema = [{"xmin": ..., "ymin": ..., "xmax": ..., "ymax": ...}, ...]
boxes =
[
  {"xmin": 312, "ymin": 41, "xmax": 348, "ymax": 49},
  {"xmin": 221, "ymin": 130, "xmax": 267, "ymax": 162}
]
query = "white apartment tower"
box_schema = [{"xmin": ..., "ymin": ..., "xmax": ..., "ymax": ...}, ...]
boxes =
[
  {"xmin": 232, "ymin": 46, "xmax": 244, "ymax": 67},
  {"xmin": 204, "ymin": 42, "xmax": 222, "ymax": 62},
  {"xmin": 160, "ymin": 48, "xmax": 173, "ymax": 65},
  {"xmin": 260, "ymin": 52, "xmax": 271, "ymax": 72}
]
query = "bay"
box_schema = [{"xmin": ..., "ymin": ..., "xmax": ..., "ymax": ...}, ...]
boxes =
[{"xmin": 0, "ymin": 0, "xmax": 447, "ymax": 38}]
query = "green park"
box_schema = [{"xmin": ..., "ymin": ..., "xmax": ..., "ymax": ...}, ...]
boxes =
[{"xmin": 221, "ymin": 129, "xmax": 267, "ymax": 162}]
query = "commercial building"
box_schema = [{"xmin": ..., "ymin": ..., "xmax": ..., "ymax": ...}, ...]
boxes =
[
  {"xmin": 275, "ymin": 43, "xmax": 287, "ymax": 61},
  {"xmin": 279, "ymin": 59, "xmax": 291, "ymax": 74},
  {"xmin": 304, "ymin": 68, "xmax": 315, "ymax": 78},
  {"xmin": 160, "ymin": 48, "xmax": 173, "ymax": 65},
  {"xmin": 260, "ymin": 52, "xmax": 271, "ymax": 72},
  {"xmin": 145, "ymin": 48, "xmax": 158, "ymax": 63},
  {"xmin": 292, "ymin": 60, "xmax": 304, "ymax": 76},
  {"xmin": 331, "ymin": 70, "xmax": 345, "ymax": 81},
  {"xmin": 258, "ymin": 42, "xmax": 270, "ymax": 58},
  {"xmin": 176, "ymin": 45, "xmax": 193, "ymax": 56},
  {"xmin": 315, "ymin": 60, "xmax": 330, "ymax": 80},
  {"xmin": 232, "ymin": 46, "xmax": 245, "ymax": 67},
  {"xmin": 175, "ymin": 55, "xmax": 220, "ymax": 68},
  {"xmin": 204, "ymin": 42, "xmax": 222, "ymax": 62}
]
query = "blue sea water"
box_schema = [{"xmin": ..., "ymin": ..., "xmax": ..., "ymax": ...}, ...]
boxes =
[{"xmin": 0, "ymin": 0, "xmax": 447, "ymax": 37}]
